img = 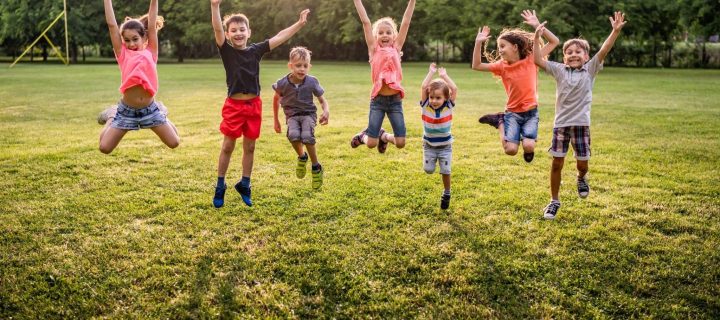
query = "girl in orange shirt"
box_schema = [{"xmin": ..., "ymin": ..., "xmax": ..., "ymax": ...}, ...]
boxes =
[{"xmin": 471, "ymin": 10, "xmax": 559, "ymax": 163}]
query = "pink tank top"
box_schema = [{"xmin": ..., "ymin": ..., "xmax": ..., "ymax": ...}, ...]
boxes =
[
  {"xmin": 115, "ymin": 44, "xmax": 158, "ymax": 96},
  {"xmin": 370, "ymin": 44, "xmax": 404, "ymax": 99}
]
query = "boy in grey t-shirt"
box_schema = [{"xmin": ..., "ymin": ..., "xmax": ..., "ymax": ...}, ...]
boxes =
[
  {"xmin": 272, "ymin": 47, "xmax": 330, "ymax": 189},
  {"xmin": 533, "ymin": 12, "xmax": 627, "ymax": 219}
]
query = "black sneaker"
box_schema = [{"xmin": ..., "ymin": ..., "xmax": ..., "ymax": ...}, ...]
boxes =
[
  {"xmin": 543, "ymin": 201, "xmax": 561, "ymax": 220},
  {"xmin": 577, "ymin": 177, "xmax": 590, "ymax": 198},
  {"xmin": 440, "ymin": 193, "xmax": 451, "ymax": 210},
  {"xmin": 523, "ymin": 152, "xmax": 535, "ymax": 163},
  {"xmin": 234, "ymin": 181, "xmax": 253, "ymax": 207},
  {"xmin": 478, "ymin": 112, "xmax": 504, "ymax": 129},
  {"xmin": 213, "ymin": 184, "xmax": 227, "ymax": 208}
]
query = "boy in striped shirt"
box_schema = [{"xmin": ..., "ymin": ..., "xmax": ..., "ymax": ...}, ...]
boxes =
[{"xmin": 420, "ymin": 63, "xmax": 458, "ymax": 209}]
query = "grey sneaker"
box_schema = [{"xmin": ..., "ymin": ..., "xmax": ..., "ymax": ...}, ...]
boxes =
[
  {"xmin": 543, "ymin": 201, "xmax": 561, "ymax": 220},
  {"xmin": 97, "ymin": 105, "xmax": 118, "ymax": 125},
  {"xmin": 577, "ymin": 177, "xmax": 590, "ymax": 198}
]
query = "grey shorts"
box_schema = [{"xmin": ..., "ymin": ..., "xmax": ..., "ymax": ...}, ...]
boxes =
[
  {"xmin": 423, "ymin": 143, "xmax": 452, "ymax": 175},
  {"xmin": 286, "ymin": 114, "xmax": 317, "ymax": 144},
  {"xmin": 111, "ymin": 100, "xmax": 167, "ymax": 130}
]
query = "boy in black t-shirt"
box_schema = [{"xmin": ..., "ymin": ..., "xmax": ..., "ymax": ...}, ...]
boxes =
[{"xmin": 210, "ymin": 0, "xmax": 309, "ymax": 208}]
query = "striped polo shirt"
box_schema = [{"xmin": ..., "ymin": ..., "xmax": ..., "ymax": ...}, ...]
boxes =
[{"xmin": 420, "ymin": 98, "xmax": 455, "ymax": 146}]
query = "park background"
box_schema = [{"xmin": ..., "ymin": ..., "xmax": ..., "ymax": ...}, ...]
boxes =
[{"xmin": 2, "ymin": 0, "xmax": 720, "ymax": 318}]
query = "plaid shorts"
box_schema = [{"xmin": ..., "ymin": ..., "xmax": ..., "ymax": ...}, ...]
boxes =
[{"xmin": 548, "ymin": 126, "xmax": 591, "ymax": 160}]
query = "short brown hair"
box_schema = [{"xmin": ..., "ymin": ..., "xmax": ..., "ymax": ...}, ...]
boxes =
[
  {"xmin": 563, "ymin": 38, "xmax": 590, "ymax": 54},
  {"xmin": 428, "ymin": 79, "xmax": 450, "ymax": 99},
  {"xmin": 223, "ymin": 13, "xmax": 249, "ymax": 30},
  {"xmin": 289, "ymin": 46, "xmax": 312, "ymax": 62}
]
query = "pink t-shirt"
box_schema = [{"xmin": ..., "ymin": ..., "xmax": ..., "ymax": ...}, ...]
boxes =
[
  {"xmin": 115, "ymin": 44, "xmax": 158, "ymax": 96},
  {"xmin": 488, "ymin": 55, "xmax": 538, "ymax": 113},
  {"xmin": 369, "ymin": 44, "xmax": 404, "ymax": 99}
]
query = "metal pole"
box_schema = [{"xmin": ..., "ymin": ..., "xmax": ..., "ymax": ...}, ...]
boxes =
[{"xmin": 64, "ymin": 0, "xmax": 69, "ymax": 65}]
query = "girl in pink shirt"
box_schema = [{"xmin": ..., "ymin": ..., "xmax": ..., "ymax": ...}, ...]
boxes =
[
  {"xmin": 471, "ymin": 10, "xmax": 559, "ymax": 163},
  {"xmin": 97, "ymin": 0, "xmax": 179, "ymax": 154},
  {"xmin": 350, "ymin": 0, "xmax": 416, "ymax": 154}
]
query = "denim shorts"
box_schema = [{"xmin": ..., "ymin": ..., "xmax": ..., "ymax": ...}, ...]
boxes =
[
  {"xmin": 367, "ymin": 94, "xmax": 406, "ymax": 138},
  {"xmin": 423, "ymin": 143, "xmax": 452, "ymax": 175},
  {"xmin": 503, "ymin": 108, "xmax": 539, "ymax": 143},
  {"xmin": 549, "ymin": 126, "xmax": 591, "ymax": 160},
  {"xmin": 111, "ymin": 100, "xmax": 167, "ymax": 130},
  {"xmin": 286, "ymin": 114, "xmax": 317, "ymax": 145}
]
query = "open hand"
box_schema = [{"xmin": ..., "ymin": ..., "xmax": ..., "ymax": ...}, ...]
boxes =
[
  {"xmin": 534, "ymin": 22, "xmax": 546, "ymax": 40},
  {"xmin": 521, "ymin": 9, "xmax": 540, "ymax": 28},
  {"xmin": 438, "ymin": 67, "xmax": 447, "ymax": 77},
  {"xmin": 428, "ymin": 62, "xmax": 437, "ymax": 74},
  {"xmin": 610, "ymin": 11, "xmax": 627, "ymax": 31},
  {"xmin": 298, "ymin": 9, "xmax": 310, "ymax": 25},
  {"xmin": 476, "ymin": 26, "xmax": 491, "ymax": 43}
]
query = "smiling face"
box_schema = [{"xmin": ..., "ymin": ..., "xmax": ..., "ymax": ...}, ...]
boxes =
[
  {"xmin": 288, "ymin": 57, "xmax": 311, "ymax": 81},
  {"xmin": 121, "ymin": 29, "xmax": 147, "ymax": 51},
  {"xmin": 497, "ymin": 38, "xmax": 519, "ymax": 63},
  {"xmin": 428, "ymin": 88, "xmax": 447, "ymax": 109},
  {"xmin": 225, "ymin": 21, "xmax": 250, "ymax": 49},
  {"xmin": 563, "ymin": 43, "xmax": 590, "ymax": 69}
]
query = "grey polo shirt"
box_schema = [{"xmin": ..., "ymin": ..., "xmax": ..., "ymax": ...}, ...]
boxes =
[
  {"xmin": 544, "ymin": 56, "xmax": 603, "ymax": 128},
  {"xmin": 271, "ymin": 74, "xmax": 324, "ymax": 118}
]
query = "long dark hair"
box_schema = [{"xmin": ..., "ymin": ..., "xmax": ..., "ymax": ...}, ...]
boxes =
[{"xmin": 120, "ymin": 14, "xmax": 165, "ymax": 37}]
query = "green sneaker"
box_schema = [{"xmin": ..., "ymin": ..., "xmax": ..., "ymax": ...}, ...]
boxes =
[
  {"xmin": 312, "ymin": 167, "xmax": 323, "ymax": 189},
  {"xmin": 296, "ymin": 154, "xmax": 308, "ymax": 178}
]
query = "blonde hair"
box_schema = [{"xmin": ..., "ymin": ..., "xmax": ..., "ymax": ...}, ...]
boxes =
[
  {"xmin": 120, "ymin": 14, "xmax": 164, "ymax": 37},
  {"xmin": 289, "ymin": 46, "xmax": 312, "ymax": 62},
  {"xmin": 563, "ymin": 38, "xmax": 590, "ymax": 54},
  {"xmin": 223, "ymin": 13, "xmax": 249, "ymax": 30},
  {"xmin": 428, "ymin": 79, "xmax": 451, "ymax": 100},
  {"xmin": 372, "ymin": 17, "xmax": 398, "ymax": 38}
]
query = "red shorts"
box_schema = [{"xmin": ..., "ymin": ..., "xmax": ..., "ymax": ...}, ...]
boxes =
[{"xmin": 220, "ymin": 96, "xmax": 262, "ymax": 140}]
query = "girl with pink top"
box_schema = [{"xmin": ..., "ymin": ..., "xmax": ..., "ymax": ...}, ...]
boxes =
[
  {"xmin": 97, "ymin": 0, "xmax": 179, "ymax": 154},
  {"xmin": 350, "ymin": 0, "xmax": 416, "ymax": 154},
  {"xmin": 471, "ymin": 10, "xmax": 559, "ymax": 163}
]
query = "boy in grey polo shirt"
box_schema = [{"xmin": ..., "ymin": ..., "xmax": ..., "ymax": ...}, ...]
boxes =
[
  {"xmin": 272, "ymin": 47, "xmax": 330, "ymax": 189},
  {"xmin": 533, "ymin": 12, "xmax": 627, "ymax": 219}
]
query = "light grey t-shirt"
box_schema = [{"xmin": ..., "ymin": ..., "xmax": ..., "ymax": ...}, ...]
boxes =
[
  {"xmin": 272, "ymin": 74, "xmax": 324, "ymax": 118},
  {"xmin": 544, "ymin": 56, "xmax": 603, "ymax": 127}
]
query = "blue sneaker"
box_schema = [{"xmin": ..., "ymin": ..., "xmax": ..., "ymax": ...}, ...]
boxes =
[
  {"xmin": 234, "ymin": 181, "xmax": 253, "ymax": 207},
  {"xmin": 213, "ymin": 184, "xmax": 227, "ymax": 208}
]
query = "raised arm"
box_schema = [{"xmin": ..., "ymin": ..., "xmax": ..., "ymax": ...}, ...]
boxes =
[
  {"xmin": 353, "ymin": 0, "xmax": 375, "ymax": 55},
  {"xmin": 147, "ymin": 0, "xmax": 159, "ymax": 58},
  {"xmin": 104, "ymin": 0, "xmax": 122, "ymax": 56},
  {"xmin": 268, "ymin": 9, "xmax": 310, "ymax": 50},
  {"xmin": 210, "ymin": 0, "xmax": 225, "ymax": 47},
  {"xmin": 420, "ymin": 63, "xmax": 437, "ymax": 101},
  {"xmin": 438, "ymin": 67, "xmax": 458, "ymax": 102},
  {"xmin": 273, "ymin": 91, "xmax": 282, "ymax": 133},
  {"xmin": 471, "ymin": 26, "xmax": 492, "ymax": 72},
  {"xmin": 521, "ymin": 9, "xmax": 559, "ymax": 57},
  {"xmin": 596, "ymin": 11, "xmax": 627, "ymax": 62},
  {"xmin": 394, "ymin": 0, "xmax": 416, "ymax": 50},
  {"xmin": 533, "ymin": 22, "xmax": 548, "ymax": 70}
]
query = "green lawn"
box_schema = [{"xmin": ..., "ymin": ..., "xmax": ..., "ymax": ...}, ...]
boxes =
[{"xmin": 1, "ymin": 61, "xmax": 719, "ymax": 318}]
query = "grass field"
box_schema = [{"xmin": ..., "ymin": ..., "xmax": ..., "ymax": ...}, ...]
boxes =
[{"xmin": 1, "ymin": 60, "xmax": 719, "ymax": 318}]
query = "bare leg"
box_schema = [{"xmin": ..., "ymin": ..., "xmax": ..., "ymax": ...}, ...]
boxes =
[
  {"xmin": 522, "ymin": 138, "xmax": 536, "ymax": 154},
  {"xmin": 290, "ymin": 141, "xmax": 305, "ymax": 157},
  {"xmin": 442, "ymin": 174, "xmax": 451, "ymax": 191},
  {"xmin": 498, "ymin": 124, "xmax": 519, "ymax": 155},
  {"xmin": 241, "ymin": 137, "xmax": 256, "ymax": 178},
  {"xmin": 364, "ymin": 135, "xmax": 378, "ymax": 148},
  {"xmin": 305, "ymin": 143, "xmax": 319, "ymax": 165},
  {"xmin": 99, "ymin": 120, "xmax": 128, "ymax": 154},
  {"xmin": 550, "ymin": 157, "xmax": 565, "ymax": 201},
  {"xmin": 150, "ymin": 123, "xmax": 180, "ymax": 149},
  {"xmin": 381, "ymin": 132, "xmax": 406, "ymax": 149},
  {"xmin": 218, "ymin": 136, "xmax": 236, "ymax": 177},
  {"xmin": 577, "ymin": 160, "xmax": 588, "ymax": 179}
]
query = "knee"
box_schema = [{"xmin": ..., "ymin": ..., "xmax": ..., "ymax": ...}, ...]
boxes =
[
  {"xmin": 221, "ymin": 144, "xmax": 235, "ymax": 155},
  {"xmin": 98, "ymin": 145, "xmax": 114, "ymax": 154},
  {"xmin": 551, "ymin": 158, "xmax": 565, "ymax": 171},
  {"xmin": 167, "ymin": 140, "xmax": 180, "ymax": 149},
  {"xmin": 366, "ymin": 139, "xmax": 378, "ymax": 148},
  {"xmin": 395, "ymin": 139, "xmax": 406, "ymax": 149},
  {"xmin": 243, "ymin": 143, "xmax": 256, "ymax": 154},
  {"xmin": 424, "ymin": 167, "xmax": 435, "ymax": 174},
  {"xmin": 504, "ymin": 146, "xmax": 518, "ymax": 155}
]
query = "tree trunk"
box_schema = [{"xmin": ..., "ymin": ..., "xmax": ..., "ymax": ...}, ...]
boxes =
[
  {"xmin": 652, "ymin": 42, "xmax": 657, "ymax": 67},
  {"xmin": 71, "ymin": 43, "xmax": 78, "ymax": 64},
  {"xmin": 82, "ymin": 46, "xmax": 86, "ymax": 62},
  {"xmin": 42, "ymin": 44, "xmax": 48, "ymax": 62}
]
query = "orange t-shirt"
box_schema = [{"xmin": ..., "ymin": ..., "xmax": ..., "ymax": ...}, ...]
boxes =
[
  {"xmin": 369, "ymin": 44, "xmax": 404, "ymax": 99},
  {"xmin": 115, "ymin": 44, "xmax": 158, "ymax": 96},
  {"xmin": 488, "ymin": 55, "xmax": 538, "ymax": 113}
]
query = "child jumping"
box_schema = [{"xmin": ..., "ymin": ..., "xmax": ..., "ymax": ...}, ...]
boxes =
[
  {"xmin": 472, "ymin": 10, "xmax": 559, "ymax": 163},
  {"xmin": 272, "ymin": 47, "xmax": 330, "ymax": 190},
  {"xmin": 534, "ymin": 13, "xmax": 627, "ymax": 219},
  {"xmin": 210, "ymin": 0, "xmax": 309, "ymax": 208},
  {"xmin": 420, "ymin": 63, "xmax": 458, "ymax": 209},
  {"xmin": 98, "ymin": 0, "xmax": 180, "ymax": 154},
  {"xmin": 349, "ymin": 0, "xmax": 416, "ymax": 153}
]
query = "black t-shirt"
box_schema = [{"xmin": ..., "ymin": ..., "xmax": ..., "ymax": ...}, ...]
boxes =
[{"xmin": 218, "ymin": 39, "xmax": 270, "ymax": 96}]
